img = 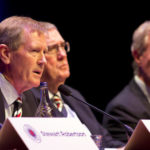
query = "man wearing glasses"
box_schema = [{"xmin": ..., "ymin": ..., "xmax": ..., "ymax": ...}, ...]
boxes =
[{"xmin": 31, "ymin": 22, "xmax": 125, "ymax": 149}]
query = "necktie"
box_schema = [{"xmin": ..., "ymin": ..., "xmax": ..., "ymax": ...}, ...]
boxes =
[
  {"xmin": 53, "ymin": 95, "xmax": 63, "ymax": 112},
  {"xmin": 53, "ymin": 94, "xmax": 67, "ymax": 117},
  {"xmin": 12, "ymin": 97, "xmax": 22, "ymax": 117}
]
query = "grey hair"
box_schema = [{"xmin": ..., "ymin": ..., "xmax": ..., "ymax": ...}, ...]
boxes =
[
  {"xmin": 0, "ymin": 16, "xmax": 43, "ymax": 51},
  {"xmin": 131, "ymin": 21, "xmax": 150, "ymax": 74},
  {"xmin": 131, "ymin": 21, "xmax": 150, "ymax": 55},
  {"xmin": 38, "ymin": 21, "xmax": 56, "ymax": 31}
]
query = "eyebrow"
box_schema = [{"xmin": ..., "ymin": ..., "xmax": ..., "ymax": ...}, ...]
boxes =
[
  {"xmin": 48, "ymin": 45, "xmax": 57, "ymax": 49},
  {"xmin": 48, "ymin": 42, "xmax": 65, "ymax": 48}
]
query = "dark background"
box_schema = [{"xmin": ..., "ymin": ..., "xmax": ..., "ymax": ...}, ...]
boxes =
[{"xmin": 1, "ymin": 1, "xmax": 150, "ymax": 122}]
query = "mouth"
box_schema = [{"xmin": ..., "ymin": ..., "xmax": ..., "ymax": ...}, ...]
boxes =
[
  {"xmin": 33, "ymin": 70, "xmax": 42, "ymax": 76},
  {"xmin": 59, "ymin": 64, "xmax": 68, "ymax": 69}
]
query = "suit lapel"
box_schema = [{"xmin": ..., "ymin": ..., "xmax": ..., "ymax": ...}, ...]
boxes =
[
  {"xmin": 0, "ymin": 89, "xmax": 6, "ymax": 123},
  {"xmin": 130, "ymin": 79, "xmax": 150, "ymax": 103},
  {"xmin": 130, "ymin": 79, "xmax": 150, "ymax": 111},
  {"xmin": 61, "ymin": 93, "xmax": 86, "ymax": 123}
]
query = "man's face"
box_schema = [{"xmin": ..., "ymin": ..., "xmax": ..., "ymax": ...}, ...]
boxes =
[
  {"xmin": 137, "ymin": 38, "xmax": 150, "ymax": 82},
  {"xmin": 42, "ymin": 28, "xmax": 70, "ymax": 85},
  {"xmin": 7, "ymin": 31, "xmax": 47, "ymax": 93}
]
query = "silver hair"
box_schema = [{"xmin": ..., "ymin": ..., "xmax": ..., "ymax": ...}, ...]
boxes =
[
  {"xmin": 131, "ymin": 21, "xmax": 150, "ymax": 54},
  {"xmin": 38, "ymin": 21, "xmax": 56, "ymax": 30},
  {"xmin": 131, "ymin": 21, "xmax": 150, "ymax": 74},
  {"xmin": 0, "ymin": 16, "xmax": 43, "ymax": 50}
]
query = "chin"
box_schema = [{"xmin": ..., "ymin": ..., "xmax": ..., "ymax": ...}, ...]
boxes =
[
  {"xmin": 58, "ymin": 73, "xmax": 70, "ymax": 83},
  {"xmin": 64, "ymin": 71, "xmax": 70, "ymax": 77},
  {"xmin": 66, "ymin": 72, "xmax": 70, "ymax": 79},
  {"xmin": 30, "ymin": 80, "xmax": 41, "ymax": 88}
]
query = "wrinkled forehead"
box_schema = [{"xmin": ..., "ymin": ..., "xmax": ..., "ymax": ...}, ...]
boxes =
[
  {"xmin": 46, "ymin": 28, "xmax": 64, "ymax": 45},
  {"xmin": 30, "ymin": 30, "xmax": 45, "ymax": 40},
  {"xmin": 24, "ymin": 30, "xmax": 47, "ymax": 49}
]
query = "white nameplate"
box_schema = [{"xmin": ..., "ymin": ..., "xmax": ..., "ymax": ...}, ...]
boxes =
[{"xmin": 0, "ymin": 117, "xmax": 98, "ymax": 150}]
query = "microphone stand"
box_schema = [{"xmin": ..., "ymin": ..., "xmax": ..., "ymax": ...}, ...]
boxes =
[
  {"xmin": 71, "ymin": 94, "xmax": 133, "ymax": 140},
  {"xmin": 58, "ymin": 84, "xmax": 133, "ymax": 140}
]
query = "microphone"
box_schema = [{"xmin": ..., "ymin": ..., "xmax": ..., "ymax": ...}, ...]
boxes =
[
  {"xmin": 58, "ymin": 84, "xmax": 133, "ymax": 140},
  {"xmin": 0, "ymin": 123, "xmax": 3, "ymax": 129}
]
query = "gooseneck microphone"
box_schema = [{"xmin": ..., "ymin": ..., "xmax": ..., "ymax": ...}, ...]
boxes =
[
  {"xmin": 58, "ymin": 84, "xmax": 133, "ymax": 140},
  {"xmin": 0, "ymin": 123, "xmax": 3, "ymax": 129}
]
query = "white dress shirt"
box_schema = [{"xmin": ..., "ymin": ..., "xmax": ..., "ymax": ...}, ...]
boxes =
[
  {"xmin": 48, "ymin": 90, "xmax": 91, "ymax": 135},
  {"xmin": 0, "ymin": 73, "xmax": 20, "ymax": 118}
]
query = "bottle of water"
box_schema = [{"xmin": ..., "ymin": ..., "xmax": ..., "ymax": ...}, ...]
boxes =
[{"xmin": 35, "ymin": 82, "xmax": 53, "ymax": 117}]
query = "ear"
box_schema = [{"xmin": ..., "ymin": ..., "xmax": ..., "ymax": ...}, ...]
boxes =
[
  {"xmin": 0, "ymin": 44, "xmax": 11, "ymax": 64},
  {"xmin": 132, "ymin": 50, "xmax": 141, "ymax": 65}
]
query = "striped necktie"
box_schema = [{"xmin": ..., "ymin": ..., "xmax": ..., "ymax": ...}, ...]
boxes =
[
  {"xmin": 53, "ymin": 94, "xmax": 64, "ymax": 112},
  {"xmin": 52, "ymin": 94, "xmax": 67, "ymax": 117},
  {"xmin": 12, "ymin": 97, "xmax": 22, "ymax": 117}
]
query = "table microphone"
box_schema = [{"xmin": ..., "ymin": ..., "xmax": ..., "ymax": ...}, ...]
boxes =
[
  {"xmin": 0, "ymin": 123, "xmax": 2, "ymax": 129},
  {"xmin": 58, "ymin": 84, "xmax": 133, "ymax": 140}
]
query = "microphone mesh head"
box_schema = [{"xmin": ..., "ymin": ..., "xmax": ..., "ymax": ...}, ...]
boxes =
[{"xmin": 58, "ymin": 84, "xmax": 72, "ymax": 96}]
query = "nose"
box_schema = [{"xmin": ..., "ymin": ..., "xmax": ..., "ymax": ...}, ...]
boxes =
[
  {"xmin": 38, "ymin": 52, "xmax": 47, "ymax": 65},
  {"xmin": 57, "ymin": 48, "xmax": 67, "ymax": 60}
]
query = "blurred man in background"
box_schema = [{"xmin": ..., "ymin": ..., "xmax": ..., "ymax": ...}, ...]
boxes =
[{"xmin": 103, "ymin": 21, "xmax": 150, "ymax": 143}]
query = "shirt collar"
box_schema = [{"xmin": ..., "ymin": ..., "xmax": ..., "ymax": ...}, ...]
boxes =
[
  {"xmin": 48, "ymin": 90, "xmax": 62, "ymax": 100},
  {"xmin": 0, "ymin": 73, "xmax": 20, "ymax": 106}
]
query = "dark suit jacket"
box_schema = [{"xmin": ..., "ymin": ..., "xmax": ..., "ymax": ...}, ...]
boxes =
[
  {"xmin": 103, "ymin": 78, "xmax": 150, "ymax": 143},
  {"xmin": 31, "ymin": 85, "xmax": 125, "ymax": 148},
  {"xmin": 0, "ymin": 89, "xmax": 38, "ymax": 124}
]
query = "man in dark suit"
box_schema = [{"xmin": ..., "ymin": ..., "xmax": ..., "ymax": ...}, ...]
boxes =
[
  {"xmin": 0, "ymin": 16, "xmax": 47, "ymax": 123},
  {"xmin": 31, "ymin": 21, "xmax": 125, "ymax": 149},
  {"xmin": 103, "ymin": 21, "xmax": 150, "ymax": 143}
]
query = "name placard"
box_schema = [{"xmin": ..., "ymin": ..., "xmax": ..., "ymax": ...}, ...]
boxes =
[
  {"xmin": 125, "ymin": 119, "xmax": 150, "ymax": 150},
  {"xmin": 0, "ymin": 117, "xmax": 98, "ymax": 150}
]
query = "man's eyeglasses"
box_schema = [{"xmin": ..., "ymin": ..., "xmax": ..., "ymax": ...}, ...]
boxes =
[{"xmin": 47, "ymin": 41, "xmax": 70, "ymax": 54}]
